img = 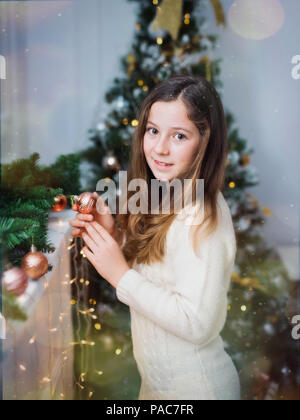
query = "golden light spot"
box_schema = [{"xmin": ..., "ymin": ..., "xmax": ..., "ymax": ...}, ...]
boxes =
[
  {"xmin": 78, "ymin": 310, "xmax": 87, "ymax": 315},
  {"xmin": 131, "ymin": 119, "xmax": 139, "ymax": 127},
  {"xmin": 156, "ymin": 37, "xmax": 163, "ymax": 45},
  {"xmin": 115, "ymin": 348, "xmax": 122, "ymax": 355},
  {"xmin": 227, "ymin": 305, "xmax": 231, "ymax": 311},
  {"xmin": 138, "ymin": 80, "xmax": 144, "ymax": 86},
  {"xmin": 229, "ymin": 182, "xmax": 236, "ymax": 189},
  {"xmin": 241, "ymin": 305, "xmax": 247, "ymax": 312},
  {"xmin": 41, "ymin": 376, "xmax": 51, "ymax": 384},
  {"xmin": 136, "ymin": 23, "xmax": 141, "ymax": 31},
  {"xmin": 262, "ymin": 207, "xmax": 272, "ymax": 216},
  {"xmin": 231, "ymin": 271, "xmax": 240, "ymax": 282},
  {"xmin": 49, "ymin": 328, "xmax": 58, "ymax": 333},
  {"xmin": 122, "ymin": 118, "xmax": 129, "ymax": 125},
  {"xmin": 153, "ymin": 0, "xmax": 159, "ymax": 4},
  {"xmin": 143, "ymin": 86, "xmax": 149, "ymax": 92},
  {"xmin": 184, "ymin": 19, "xmax": 190, "ymax": 25},
  {"xmin": 89, "ymin": 299, "xmax": 97, "ymax": 305},
  {"xmin": 126, "ymin": 55, "xmax": 135, "ymax": 64},
  {"xmin": 94, "ymin": 323, "xmax": 102, "ymax": 331}
]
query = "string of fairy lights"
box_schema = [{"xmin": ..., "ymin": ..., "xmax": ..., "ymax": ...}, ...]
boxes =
[{"xmin": 9, "ymin": 233, "xmax": 124, "ymax": 400}]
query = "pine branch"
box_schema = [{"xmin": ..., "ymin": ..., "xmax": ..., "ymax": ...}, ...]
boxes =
[{"xmin": 1, "ymin": 290, "xmax": 27, "ymax": 322}]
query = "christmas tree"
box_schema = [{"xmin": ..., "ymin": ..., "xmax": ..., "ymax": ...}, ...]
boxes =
[
  {"xmin": 74, "ymin": 0, "xmax": 299, "ymax": 400},
  {"xmin": 0, "ymin": 152, "xmax": 82, "ymax": 321}
]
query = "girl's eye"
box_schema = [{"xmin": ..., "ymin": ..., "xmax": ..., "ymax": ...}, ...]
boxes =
[
  {"xmin": 146, "ymin": 127, "xmax": 187, "ymax": 141},
  {"xmin": 175, "ymin": 133, "xmax": 187, "ymax": 141},
  {"xmin": 147, "ymin": 127, "xmax": 158, "ymax": 135}
]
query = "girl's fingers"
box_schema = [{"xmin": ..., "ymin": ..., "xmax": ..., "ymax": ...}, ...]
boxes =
[
  {"xmin": 82, "ymin": 231, "xmax": 98, "ymax": 253},
  {"xmin": 82, "ymin": 246, "xmax": 96, "ymax": 265},
  {"xmin": 69, "ymin": 219, "xmax": 87, "ymax": 228},
  {"xmin": 85, "ymin": 223, "xmax": 104, "ymax": 244},
  {"xmin": 90, "ymin": 221, "xmax": 112, "ymax": 242},
  {"xmin": 77, "ymin": 213, "xmax": 94, "ymax": 222},
  {"xmin": 70, "ymin": 229, "xmax": 82, "ymax": 237},
  {"xmin": 93, "ymin": 193, "xmax": 111, "ymax": 215},
  {"xmin": 90, "ymin": 221, "xmax": 107, "ymax": 240}
]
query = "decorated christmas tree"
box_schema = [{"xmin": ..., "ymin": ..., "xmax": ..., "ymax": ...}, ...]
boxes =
[
  {"xmin": 73, "ymin": 0, "xmax": 299, "ymax": 400},
  {"xmin": 0, "ymin": 152, "xmax": 82, "ymax": 321}
]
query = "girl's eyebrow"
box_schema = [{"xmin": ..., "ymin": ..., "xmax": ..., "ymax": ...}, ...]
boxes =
[{"xmin": 147, "ymin": 120, "xmax": 193, "ymax": 135}]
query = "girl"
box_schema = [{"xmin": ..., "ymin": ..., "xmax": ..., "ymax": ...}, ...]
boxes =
[{"xmin": 70, "ymin": 74, "xmax": 241, "ymax": 400}]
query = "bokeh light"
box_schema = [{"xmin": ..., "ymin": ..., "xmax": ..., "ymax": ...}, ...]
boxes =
[{"xmin": 228, "ymin": 0, "xmax": 285, "ymax": 40}]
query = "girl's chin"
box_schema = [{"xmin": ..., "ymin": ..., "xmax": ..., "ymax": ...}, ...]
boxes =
[
  {"xmin": 154, "ymin": 173, "xmax": 174, "ymax": 182},
  {"xmin": 147, "ymin": 162, "xmax": 179, "ymax": 182}
]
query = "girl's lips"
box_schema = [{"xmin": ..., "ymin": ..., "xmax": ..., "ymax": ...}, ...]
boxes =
[{"xmin": 153, "ymin": 159, "xmax": 174, "ymax": 169}]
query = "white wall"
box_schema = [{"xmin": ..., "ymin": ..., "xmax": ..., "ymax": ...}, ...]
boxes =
[{"xmin": 0, "ymin": 0, "xmax": 299, "ymax": 257}]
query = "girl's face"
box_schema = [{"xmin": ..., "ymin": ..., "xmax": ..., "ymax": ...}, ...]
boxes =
[{"xmin": 143, "ymin": 99, "xmax": 201, "ymax": 182}]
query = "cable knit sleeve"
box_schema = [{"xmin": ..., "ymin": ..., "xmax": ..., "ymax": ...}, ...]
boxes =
[{"xmin": 116, "ymin": 205, "xmax": 236, "ymax": 347}]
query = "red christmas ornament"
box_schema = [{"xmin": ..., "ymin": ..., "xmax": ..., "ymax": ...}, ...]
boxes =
[
  {"xmin": 52, "ymin": 194, "xmax": 67, "ymax": 212},
  {"xmin": 2, "ymin": 267, "xmax": 29, "ymax": 296},
  {"xmin": 21, "ymin": 245, "xmax": 49, "ymax": 280},
  {"xmin": 73, "ymin": 192, "xmax": 96, "ymax": 214}
]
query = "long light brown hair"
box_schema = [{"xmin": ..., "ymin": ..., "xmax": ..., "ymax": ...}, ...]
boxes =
[{"xmin": 116, "ymin": 74, "xmax": 228, "ymax": 267}]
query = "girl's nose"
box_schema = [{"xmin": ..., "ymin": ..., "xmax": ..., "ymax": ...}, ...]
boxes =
[{"xmin": 154, "ymin": 135, "xmax": 169, "ymax": 155}]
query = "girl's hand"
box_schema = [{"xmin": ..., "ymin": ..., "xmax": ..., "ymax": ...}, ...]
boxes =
[
  {"xmin": 81, "ymin": 221, "xmax": 130, "ymax": 289},
  {"xmin": 69, "ymin": 192, "xmax": 120, "ymax": 241}
]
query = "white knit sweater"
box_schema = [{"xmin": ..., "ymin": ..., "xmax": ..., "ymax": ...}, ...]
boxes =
[{"xmin": 116, "ymin": 191, "xmax": 240, "ymax": 400}]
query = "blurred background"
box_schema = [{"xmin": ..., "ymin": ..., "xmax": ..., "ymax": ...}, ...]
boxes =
[{"xmin": 0, "ymin": 0, "xmax": 299, "ymax": 400}]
